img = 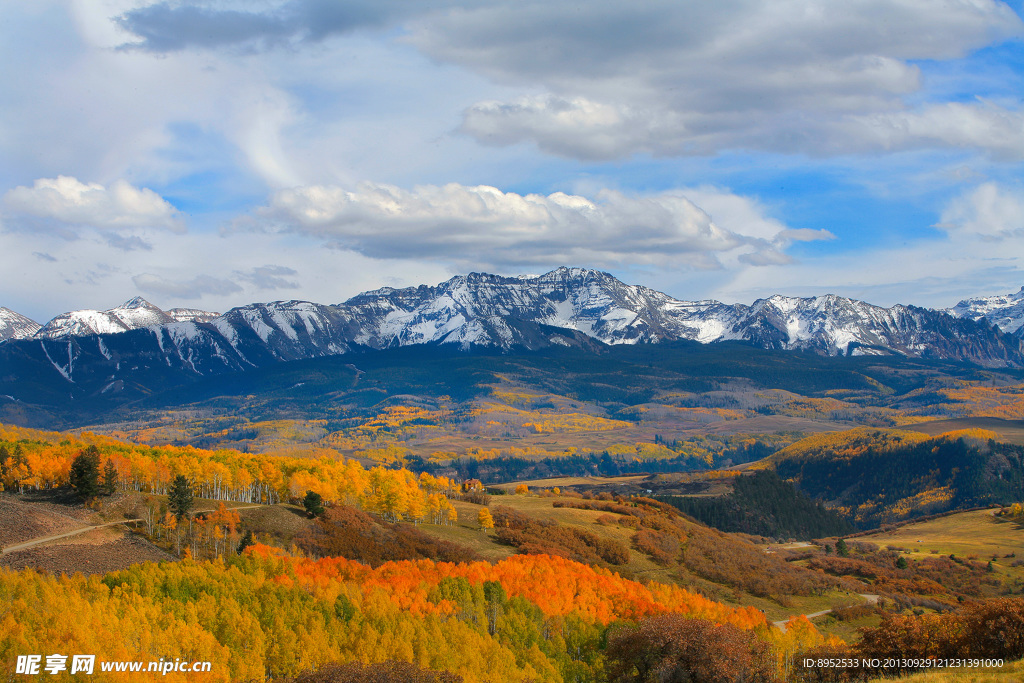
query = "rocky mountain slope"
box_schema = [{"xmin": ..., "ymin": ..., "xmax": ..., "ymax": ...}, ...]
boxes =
[
  {"xmin": 3, "ymin": 298, "xmax": 220, "ymax": 341},
  {"xmin": 1, "ymin": 269, "xmax": 1021, "ymax": 400},
  {"xmin": 0, "ymin": 307, "xmax": 41, "ymax": 342},
  {"xmin": 948, "ymin": 287, "xmax": 1024, "ymax": 335}
]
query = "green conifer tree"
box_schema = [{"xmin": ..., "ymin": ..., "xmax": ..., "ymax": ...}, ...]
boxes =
[
  {"xmin": 102, "ymin": 459, "xmax": 119, "ymax": 496},
  {"xmin": 168, "ymin": 474, "xmax": 194, "ymax": 521},
  {"xmin": 69, "ymin": 446, "xmax": 101, "ymax": 500}
]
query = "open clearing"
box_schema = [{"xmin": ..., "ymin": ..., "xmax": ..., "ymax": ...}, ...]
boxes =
[
  {"xmin": 489, "ymin": 474, "xmax": 650, "ymax": 491},
  {"xmin": 0, "ymin": 526, "xmax": 175, "ymax": 575},
  {"xmin": 0, "ymin": 495, "xmax": 93, "ymax": 547},
  {"xmin": 904, "ymin": 417, "xmax": 1024, "ymax": 445},
  {"xmin": 856, "ymin": 508, "xmax": 1024, "ymax": 560}
]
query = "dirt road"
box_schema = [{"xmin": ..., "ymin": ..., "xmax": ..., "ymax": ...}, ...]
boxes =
[{"xmin": 773, "ymin": 594, "xmax": 879, "ymax": 631}]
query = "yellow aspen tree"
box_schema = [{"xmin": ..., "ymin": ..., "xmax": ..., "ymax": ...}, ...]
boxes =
[{"xmin": 478, "ymin": 508, "xmax": 494, "ymax": 532}]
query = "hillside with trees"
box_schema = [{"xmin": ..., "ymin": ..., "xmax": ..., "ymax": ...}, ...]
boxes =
[{"xmin": 767, "ymin": 428, "xmax": 1024, "ymax": 526}]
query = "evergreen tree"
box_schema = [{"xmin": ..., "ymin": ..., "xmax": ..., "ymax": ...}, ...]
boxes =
[
  {"xmin": 237, "ymin": 530, "xmax": 255, "ymax": 554},
  {"xmin": 303, "ymin": 490, "xmax": 326, "ymax": 518},
  {"xmin": 102, "ymin": 459, "xmax": 119, "ymax": 496},
  {"xmin": 68, "ymin": 446, "xmax": 101, "ymax": 500},
  {"xmin": 836, "ymin": 538, "xmax": 850, "ymax": 557},
  {"xmin": 168, "ymin": 475, "xmax": 194, "ymax": 521}
]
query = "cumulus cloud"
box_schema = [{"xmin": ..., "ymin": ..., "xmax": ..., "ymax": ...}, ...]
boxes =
[
  {"xmin": 234, "ymin": 181, "xmax": 818, "ymax": 270},
  {"xmin": 413, "ymin": 0, "xmax": 1024, "ymax": 159},
  {"xmin": 839, "ymin": 102, "xmax": 1024, "ymax": 160},
  {"xmin": 133, "ymin": 273, "xmax": 242, "ymax": 299},
  {"xmin": 2, "ymin": 176, "xmax": 184, "ymax": 235},
  {"xmin": 937, "ymin": 182, "xmax": 1024, "ymax": 240}
]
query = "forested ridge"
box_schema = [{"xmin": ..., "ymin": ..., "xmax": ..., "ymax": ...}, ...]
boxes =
[
  {"xmin": 657, "ymin": 470, "xmax": 855, "ymax": 539},
  {"xmin": 768, "ymin": 428, "xmax": 1024, "ymax": 526}
]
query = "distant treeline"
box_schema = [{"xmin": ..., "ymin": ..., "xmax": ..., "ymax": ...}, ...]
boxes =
[
  {"xmin": 657, "ymin": 470, "xmax": 855, "ymax": 540},
  {"xmin": 408, "ymin": 440, "xmax": 779, "ymax": 484}
]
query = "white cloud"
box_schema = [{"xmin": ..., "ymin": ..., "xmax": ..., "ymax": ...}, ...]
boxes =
[
  {"xmin": 0, "ymin": 221, "xmax": 452, "ymax": 322},
  {"xmin": 235, "ymin": 181, "xmax": 818, "ymax": 270},
  {"xmin": 837, "ymin": 101, "xmax": 1024, "ymax": 160},
  {"xmin": 2, "ymin": 176, "xmax": 184, "ymax": 235},
  {"xmin": 462, "ymin": 96, "xmax": 1024, "ymax": 161},
  {"xmin": 707, "ymin": 182, "xmax": 1024, "ymax": 308},
  {"xmin": 415, "ymin": 0, "xmax": 1024, "ymax": 160},
  {"xmin": 936, "ymin": 181, "xmax": 1024, "ymax": 240}
]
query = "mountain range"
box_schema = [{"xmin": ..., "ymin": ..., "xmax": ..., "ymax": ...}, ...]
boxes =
[
  {"xmin": 1, "ymin": 268, "xmax": 1023, "ymax": 402},
  {"xmin": 948, "ymin": 286, "xmax": 1024, "ymax": 334},
  {"xmin": 0, "ymin": 297, "xmax": 219, "ymax": 342}
]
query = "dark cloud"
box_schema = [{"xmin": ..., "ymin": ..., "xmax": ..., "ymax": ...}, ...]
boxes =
[
  {"xmin": 33, "ymin": 252, "xmax": 57, "ymax": 262},
  {"xmin": 117, "ymin": 5, "xmax": 293, "ymax": 52},
  {"xmin": 236, "ymin": 264, "xmax": 300, "ymax": 289},
  {"xmin": 105, "ymin": 233, "xmax": 153, "ymax": 252},
  {"xmin": 116, "ymin": 0, "xmax": 432, "ymax": 52}
]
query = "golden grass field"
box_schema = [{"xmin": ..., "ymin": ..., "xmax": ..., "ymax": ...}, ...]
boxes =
[
  {"xmin": 904, "ymin": 417, "xmax": 1024, "ymax": 445},
  {"xmin": 857, "ymin": 509, "xmax": 1024, "ymax": 563},
  {"xmin": 488, "ymin": 474, "xmax": 651, "ymax": 491}
]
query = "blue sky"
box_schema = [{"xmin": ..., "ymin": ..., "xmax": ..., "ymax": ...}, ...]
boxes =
[{"xmin": 1, "ymin": 0, "xmax": 1023, "ymax": 322}]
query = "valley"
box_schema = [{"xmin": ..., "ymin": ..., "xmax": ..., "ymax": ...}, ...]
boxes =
[{"xmin": 3, "ymin": 274, "xmax": 1024, "ymax": 681}]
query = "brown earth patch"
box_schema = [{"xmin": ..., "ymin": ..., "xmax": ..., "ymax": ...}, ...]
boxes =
[
  {"xmin": 0, "ymin": 529, "xmax": 176, "ymax": 575},
  {"xmin": 0, "ymin": 494, "xmax": 88, "ymax": 547},
  {"xmin": 238, "ymin": 504, "xmax": 314, "ymax": 545}
]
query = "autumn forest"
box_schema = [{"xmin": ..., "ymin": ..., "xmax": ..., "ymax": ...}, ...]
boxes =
[{"xmin": 3, "ymin": 345, "xmax": 1024, "ymax": 681}]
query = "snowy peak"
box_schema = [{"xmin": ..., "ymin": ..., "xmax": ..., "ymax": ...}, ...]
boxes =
[
  {"xmin": 6, "ymin": 270, "xmax": 1023, "ymax": 388},
  {"xmin": 342, "ymin": 267, "xmax": 695, "ymax": 349},
  {"xmin": 108, "ymin": 297, "xmax": 173, "ymax": 329},
  {"xmin": 334, "ymin": 270, "xmax": 1014, "ymax": 364},
  {"xmin": 0, "ymin": 307, "xmax": 41, "ymax": 342},
  {"xmin": 737, "ymin": 294, "xmax": 936, "ymax": 356},
  {"xmin": 947, "ymin": 287, "xmax": 1024, "ymax": 334},
  {"xmin": 167, "ymin": 308, "xmax": 221, "ymax": 324},
  {"xmin": 34, "ymin": 298, "xmax": 220, "ymax": 339}
]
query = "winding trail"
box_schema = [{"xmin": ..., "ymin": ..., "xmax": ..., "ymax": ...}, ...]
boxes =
[
  {"xmin": 0, "ymin": 504, "xmax": 263, "ymax": 555},
  {"xmin": 773, "ymin": 594, "xmax": 879, "ymax": 631},
  {"xmin": 0, "ymin": 519, "xmax": 142, "ymax": 554}
]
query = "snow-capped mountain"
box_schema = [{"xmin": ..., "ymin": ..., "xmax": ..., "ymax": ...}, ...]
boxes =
[
  {"xmin": 33, "ymin": 297, "xmax": 220, "ymax": 339},
  {"xmin": 728, "ymin": 293, "xmax": 998, "ymax": 358},
  {"xmin": 0, "ymin": 307, "xmax": 40, "ymax": 342},
  {"xmin": 336, "ymin": 269, "xmax": 1019, "ymax": 362},
  {"xmin": 167, "ymin": 308, "xmax": 221, "ymax": 324},
  {"xmin": 2, "ymin": 269, "xmax": 1021, "ymax": 395},
  {"xmin": 948, "ymin": 287, "xmax": 1024, "ymax": 335}
]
